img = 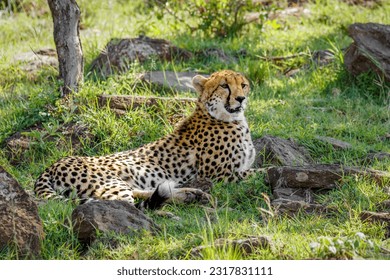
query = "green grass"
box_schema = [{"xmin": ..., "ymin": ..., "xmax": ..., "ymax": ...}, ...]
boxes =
[{"xmin": 0, "ymin": 0, "xmax": 389, "ymax": 260}]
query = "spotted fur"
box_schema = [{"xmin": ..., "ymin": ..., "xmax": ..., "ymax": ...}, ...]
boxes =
[{"xmin": 34, "ymin": 70, "xmax": 256, "ymax": 208}]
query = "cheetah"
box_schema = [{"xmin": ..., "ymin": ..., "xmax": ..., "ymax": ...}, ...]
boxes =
[{"xmin": 34, "ymin": 70, "xmax": 256, "ymax": 209}]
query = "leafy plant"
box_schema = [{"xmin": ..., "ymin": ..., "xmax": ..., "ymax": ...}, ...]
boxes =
[{"xmin": 154, "ymin": 0, "xmax": 274, "ymax": 38}]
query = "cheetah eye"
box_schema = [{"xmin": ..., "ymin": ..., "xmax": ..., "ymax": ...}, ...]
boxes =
[
  {"xmin": 220, "ymin": 83, "xmax": 229, "ymax": 89},
  {"xmin": 241, "ymin": 83, "xmax": 248, "ymax": 89}
]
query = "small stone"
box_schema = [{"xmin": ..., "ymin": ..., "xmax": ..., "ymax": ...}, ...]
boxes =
[
  {"xmin": 331, "ymin": 88, "xmax": 341, "ymax": 96},
  {"xmin": 295, "ymin": 172, "xmax": 309, "ymax": 182},
  {"xmin": 380, "ymin": 133, "xmax": 390, "ymax": 142},
  {"xmin": 359, "ymin": 211, "xmax": 390, "ymax": 238},
  {"xmin": 272, "ymin": 198, "xmax": 330, "ymax": 216},
  {"xmin": 360, "ymin": 211, "xmax": 390, "ymax": 223},
  {"xmin": 363, "ymin": 152, "xmax": 390, "ymax": 164},
  {"xmin": 273, "ymin": 187, "xmax": 314, "ymax": 203},
  {"xmin": 285, "ymin": 68, "xmax": 301, "ymax": 77},
  {"xmin": 312, "ymin": 50, "xmax": 335, "ymax": 66},
  {"xmin": 379, "ymin": 200, "xmax": 390, "ymax": 211}
]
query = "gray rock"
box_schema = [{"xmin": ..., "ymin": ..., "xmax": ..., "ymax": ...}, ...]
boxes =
[
  {"xmin": 90, "ymin": 36, "xmax": 192, "ymax": 77},
  {"xmin": 360, "ymin": 211, "xmax": 390, "ymax": 223},
  {"xmin": 344, "ymin": 23, "xmax": 390, "ymax": 82},
  {"xmin": 363, "ymin": 152, "xmax": 390, "ymax": 164},
  {"xmin": 0, "ymin": 166, "xmax": 44, "ymax": 257},
  {"xmin": 253, "ymin": 135, "xmax": 313, "ymax": 167},
  {"xmin": 266, "ymin": 164, "xmax": 389, "ymax": 190},
  {"xmin": 273, "ymin": 187, "xmax": 315, "ymax": 203},
  {"xmin": 380, "ymin": 133, "xmax": 390, "ymax": 142},
  {"xmin": 312, "ymin": 50, "xmax": 335, "ymax": 66},
  {"xmin": 72, "ymin": 200, "xmax": 159, "ymax": 244},
  {"xmin": 360, "ymin": 211, "xmax": 390, "ymax": 238},
  {"xmin": 272, "ymin": 198, "xmax": 332, "ymax": 216},
  {"xmin": 378, "ymin": 200, "xmax": 390, "ymax": 211},
  {"xmin": 343, "ymin": 0, "xmax": 382, "ymax": 8},
  {"xmin": 139, "ymin": 71, "xmax": 208, "ymax": 93},
  {"xmin": 315, "ymin": 136, "xmax": 352, "ymax": 150}
]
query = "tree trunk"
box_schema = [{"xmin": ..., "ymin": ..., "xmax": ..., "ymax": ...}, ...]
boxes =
[{"xmin": 48, "ymin": 0, "xmax": 83, "ymax": 96}]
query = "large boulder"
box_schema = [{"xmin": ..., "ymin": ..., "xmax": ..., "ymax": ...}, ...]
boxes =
[
  {"xmin": 90, "ymin": 36, "xmax": 192, "ymax": 77},
  {"xmin": 344, "ymin": 23, "xmax": 390, "ymax": 82},
  {"xmin": 0, "ymin": 167, "xmax": 44, "ymax": 257},
  {"xmin": 72, "ymin": 200, "xmax": 159, "ymax": 244}
]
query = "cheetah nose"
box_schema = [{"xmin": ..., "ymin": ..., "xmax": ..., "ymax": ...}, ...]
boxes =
[{"xmin": 235, "ymin": 96, "xmax": 246, "ymax": 103}]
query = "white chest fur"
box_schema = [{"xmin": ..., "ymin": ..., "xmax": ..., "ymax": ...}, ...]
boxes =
[{"xmin": 236, "ymin": 120, "xmax": 255, "ymax": 172}]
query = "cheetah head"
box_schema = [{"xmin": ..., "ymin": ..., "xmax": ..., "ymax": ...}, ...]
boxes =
[{"xmin": 192, "ymin": 70, "xmax": 250, "ymax": 122}]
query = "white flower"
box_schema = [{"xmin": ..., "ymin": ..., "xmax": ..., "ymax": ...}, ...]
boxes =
[
  {"xmin": 309, "ymin": 242, "xmax": 320, "ymax": 249},
  {"xmin": 355, "ymin": 232, "xmax": 366, "ymax": 239},
  {"xmin": 336, "ymin": 239, "xmax": 344, "ymax": 246},
  {"xmin": 328, "ymin": 246, "xmax": 337, "ymax": 254}
]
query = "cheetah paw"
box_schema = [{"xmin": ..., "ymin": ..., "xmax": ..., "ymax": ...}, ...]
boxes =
[{"xmin": 174, "ymin": 188, "xmax": 212, "ymax": 205}]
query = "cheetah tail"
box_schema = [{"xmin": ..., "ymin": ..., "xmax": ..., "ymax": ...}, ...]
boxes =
[{"xmin": 136, "ymin": 181, "xmax": 176, "ymax": 210}]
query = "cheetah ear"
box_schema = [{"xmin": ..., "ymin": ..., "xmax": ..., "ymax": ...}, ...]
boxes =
[{"xmin": 192, "ymin": 75, "xmax": 208, "ymax": 94}]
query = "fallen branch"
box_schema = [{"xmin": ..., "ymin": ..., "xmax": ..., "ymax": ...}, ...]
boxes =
[
  {"xmin": 256, "ymin": 52, "xmax": 308, "ymax": 62},
  {"xmin": 98, "ymin": 94, "xmax": 197, "ymax": 112}
]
